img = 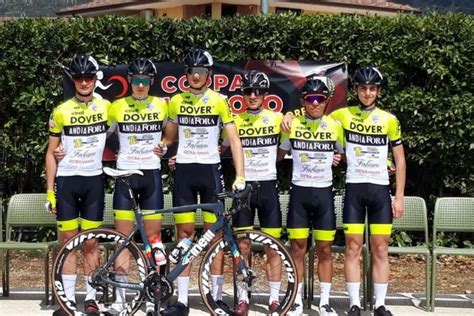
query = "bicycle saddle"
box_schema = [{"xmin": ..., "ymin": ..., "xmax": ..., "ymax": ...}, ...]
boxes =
[{"xmin": 103, "ymin": 167, "xmax": 144, "ymax": 178}]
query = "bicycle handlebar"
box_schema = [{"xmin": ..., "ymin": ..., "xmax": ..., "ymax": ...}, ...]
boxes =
[{"xmin": 215, "ymin": 182, "xmax": 254, "ymax": 201}]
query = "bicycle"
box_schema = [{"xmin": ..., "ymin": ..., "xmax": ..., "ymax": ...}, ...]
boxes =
[{"xmin": 51, "ymin": 167, "xmax": 297, "ymax": 315}]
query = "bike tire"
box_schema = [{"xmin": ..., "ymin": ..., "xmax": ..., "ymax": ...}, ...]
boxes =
[
  {"xmin": 51, "ymin": 228, "xmax": 148, "ymax": 315},
  {"xmin": 198, "ymin": 230, "xmax": 297, "ymax": 315}
]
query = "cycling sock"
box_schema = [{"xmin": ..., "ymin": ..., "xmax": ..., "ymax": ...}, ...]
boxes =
[
  {"xmin": 211, "ymin": 274, "xmax": 224, "ymax": 301},
  {"xmin": 319, "ymin": 282, "xmax": 331, "ymax": 307},
  {"xmin": 295, "ymin": 282, "xmax": 303, "ymax": 306},
  {"xmin": 237, "ymin": 281, "xmax": 249, "ymax": 303},
  {"xmin": 268, "ymin": 281, "xmax": 281, "ymax": 304},
  {"xmin": 374, "ymin": 283, "xmax": 388, "ymax": 309},
  {"xmin": 346, "ymin": 282, "xmax": 361, "ymax": 307},
  {"xmin": 62, "ymin": 274, "xmax": 77, "ymax": 303},
  {"xmin": 85, "ymin": 276, "xmax": 97, "ymax": 301},
  {"xmin": 177, "ymin": 276, "xmax": 189, "ymax": 306},
  {"xmin": 114, "ymin": 275, "xmax": 128, "ymax": 306}
]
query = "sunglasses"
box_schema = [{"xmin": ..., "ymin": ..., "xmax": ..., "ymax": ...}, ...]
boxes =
[
  {"xmin": 73, "ymin": 75, "xmax": 96, "ymax": 83},
  {"xmin": 186, "ymin": 67, "xmax": 209, "ymax": 76},
  {"xmin": 131, "ymin": 76, "xmax": 151, "ymax": 86},
  {"xmin": 243, "ymin": 88, "xmax": 266, "ymax": 96},
  {"xmin": 304, "ymin": 94, "xmax": 328, "ymax": 104}
]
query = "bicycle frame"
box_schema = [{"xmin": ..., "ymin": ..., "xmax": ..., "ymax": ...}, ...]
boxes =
[{"xmin": 103, "ymin": 177, "xmax": 250, "ymax": 291}]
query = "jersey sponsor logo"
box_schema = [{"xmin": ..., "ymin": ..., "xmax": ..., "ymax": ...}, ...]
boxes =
[
  {"xmin": 238, "ymin": 126, "xmax": 275, "ymax": 137},
  {"xmin": 64, "ymin": 121, "xmax": 108, "ymax": 136},
  {"xmin": 290, "ymin": 140, "xmax": 335, "ymax": 152},
  {"xmin": 123, "ymin": 112, "xmax": 160, "ymax": 122},
  {"xmin": 73, "ymin": 136, "xmax": 99, "ymax": 148},
  {"xmin": 179, "ymin": 105, "xmax": 213, "ymax": 115},
  {"xmin": 178, "ymin": 114, "xmax": 218, "ymax": 127},
  {"xmin": 184, "ymin": 229, "xmax": 216, "ymax": 264},
  {"xmin": 345, "ymin": 130, "xmax": 387, "ymax": 146},
  {"xmin": 118, "ymin": 122, "xmax": 163, "ymax": 133},
  {"xmin": 349, "ymin": 121, "xmax": 383, "ymax": 134},
  {"xmin": 70, "ymin": 113, "xmax": 104, "ymax": 124},
  {"xmin": 240, "ymin": 135, "xmax": 278, "ymax": 148},
  {"xmin": 294, "ymin": 130, "xmax": 333, "ymax": 140}
]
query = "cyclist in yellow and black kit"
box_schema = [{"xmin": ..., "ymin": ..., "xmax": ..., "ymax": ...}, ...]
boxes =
[
  {"xmin": 221, "ymin": 70, "xmax": 283, "ymax": 315},
  {"xmin": 161, "ymin": 48, "xmax": 245, "ymax": 316},
  {"xmin": 45, "ymin": 55, "xmax": 109, "ymax": 316},
  {"xmin": 278, "ymin": 76, "xmax": 343, "ymax": 316},
  {"xmin": 106, "ymin": 58, "xmax": 171, "ymax": 313},
  {"xmin": 330, "ymin": 66, "xmax": 406, "ymax": 316}
]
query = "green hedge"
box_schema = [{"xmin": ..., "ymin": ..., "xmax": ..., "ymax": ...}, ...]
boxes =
[{"xmin": 0, "ymin": 13, "xmax": 472, "ymax": 201}]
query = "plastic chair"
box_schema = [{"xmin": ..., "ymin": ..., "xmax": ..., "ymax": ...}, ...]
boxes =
[
  {"xmin": 0, "ymin": 194, "xmax": 57, "ymax": 304},
  {"xmin": 431, "ymin": 197, "xmax": 474, "ymax": 311}
]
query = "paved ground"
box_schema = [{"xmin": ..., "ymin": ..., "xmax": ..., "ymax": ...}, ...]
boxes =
[{"xmin": 0, "ymin": 290, "xmax": 473, "ymax": 315}]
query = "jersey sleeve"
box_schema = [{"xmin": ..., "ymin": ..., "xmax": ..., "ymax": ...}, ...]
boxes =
[
  {"xmin": 329, "ymin": 108, "xmax": 343, "ymax": 123},
  {"xmin": 279, "ymin": 131, "xmax": 291, "ymax": 151},
  {"xmin": 104, "ymin": 100, "xmax": 112, "ymax": 127},
  {"xmin": 48, "ymin": 107, "xmax": 63, "ymax": 137},
  {"xmin": 387, "ymin": 114, "xmax": 402, "ymax": 146},
  {"xmin": 218, "ymin": 96, "xmax": 234, "ymax": 125},
  {"xmin": 107, "ymin": 101, "xmax": 117, "ymax": 127},
  {"xmin": 161, "ymin": 98, "xmax": 169, "ymax": 121},
  {"xmin": 168, "ymin": 95, "xmax": 179, "ymax": 123},
  {"xmin": 335, "ymin": 120, "xmax": 345, "ymax": 151}
]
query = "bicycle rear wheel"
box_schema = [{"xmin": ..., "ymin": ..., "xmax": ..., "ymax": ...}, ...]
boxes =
[
  {"xmin": 52, "ymin": 228, "xmax": 148, "ymax": 315},
  {"xmin": 198, "ymin": 230, "xmax": 297, "ymax": 315}
]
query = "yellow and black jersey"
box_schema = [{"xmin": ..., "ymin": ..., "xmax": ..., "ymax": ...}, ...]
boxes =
[
  {"xmin": 280, "ymin": 115, "xmax": 344, "ymax": 188},
  {"xmin": 108, "ymin": 96, "xmax": 168, "ymax": 170},
  {"xmin": 330, "ymin": 105, "xmax": 402, "ymax": 185},
  {"xmin": 169, "ymin": 89, "xmax": 234, "ymax": 164},
  {"xmin": 49, "ymin": 97, "xmax": 110, "ymax": 176},
  {"xmin": 223, "ymin": 109, "xmax": 283, "ymax": 181}
]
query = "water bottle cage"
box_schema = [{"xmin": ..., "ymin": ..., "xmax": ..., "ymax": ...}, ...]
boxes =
[{"xmin": 152, "ymin": 247, "xmax": 166, "ymax": 257}]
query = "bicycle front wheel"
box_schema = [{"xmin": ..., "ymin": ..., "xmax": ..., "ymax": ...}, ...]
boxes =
[
  {"xmin": 52, "ymin": 228, "xmax": 148, "ymax": 315},
  {"xmin": 198, "ymin": 230, "xmax": 297, "ymax": 315}
]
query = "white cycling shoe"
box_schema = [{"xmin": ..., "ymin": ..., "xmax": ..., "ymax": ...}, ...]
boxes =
[
  {"xmin": 286, "ymin": 303, "xmax": 304, "ymax": 316},
  {"xmin": 319, "ymin": 304, "xmax": 338, "ymax": 316}
]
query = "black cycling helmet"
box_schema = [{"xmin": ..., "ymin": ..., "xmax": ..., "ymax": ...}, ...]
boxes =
[
  {"xmin": 241, "ymin": 70, "xmax": 270, "ymax": 90},
  {"xmin": 69, "ymin": 54, "xmax": 99, "ymax": 77},
  {"xmin": 183, "ymin": 48, "xmax": 213, "ymax": 69},
  {"xmin": 301, "ymin": 75, "xmax": 335, "ymax": 97},
  {"xmin": 128, "ymin": 58, "xmax": 157, "ymax": 77},
  {"xmin": 353, "ymin": 66, "xmax": 383, "ymax": 86}
]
